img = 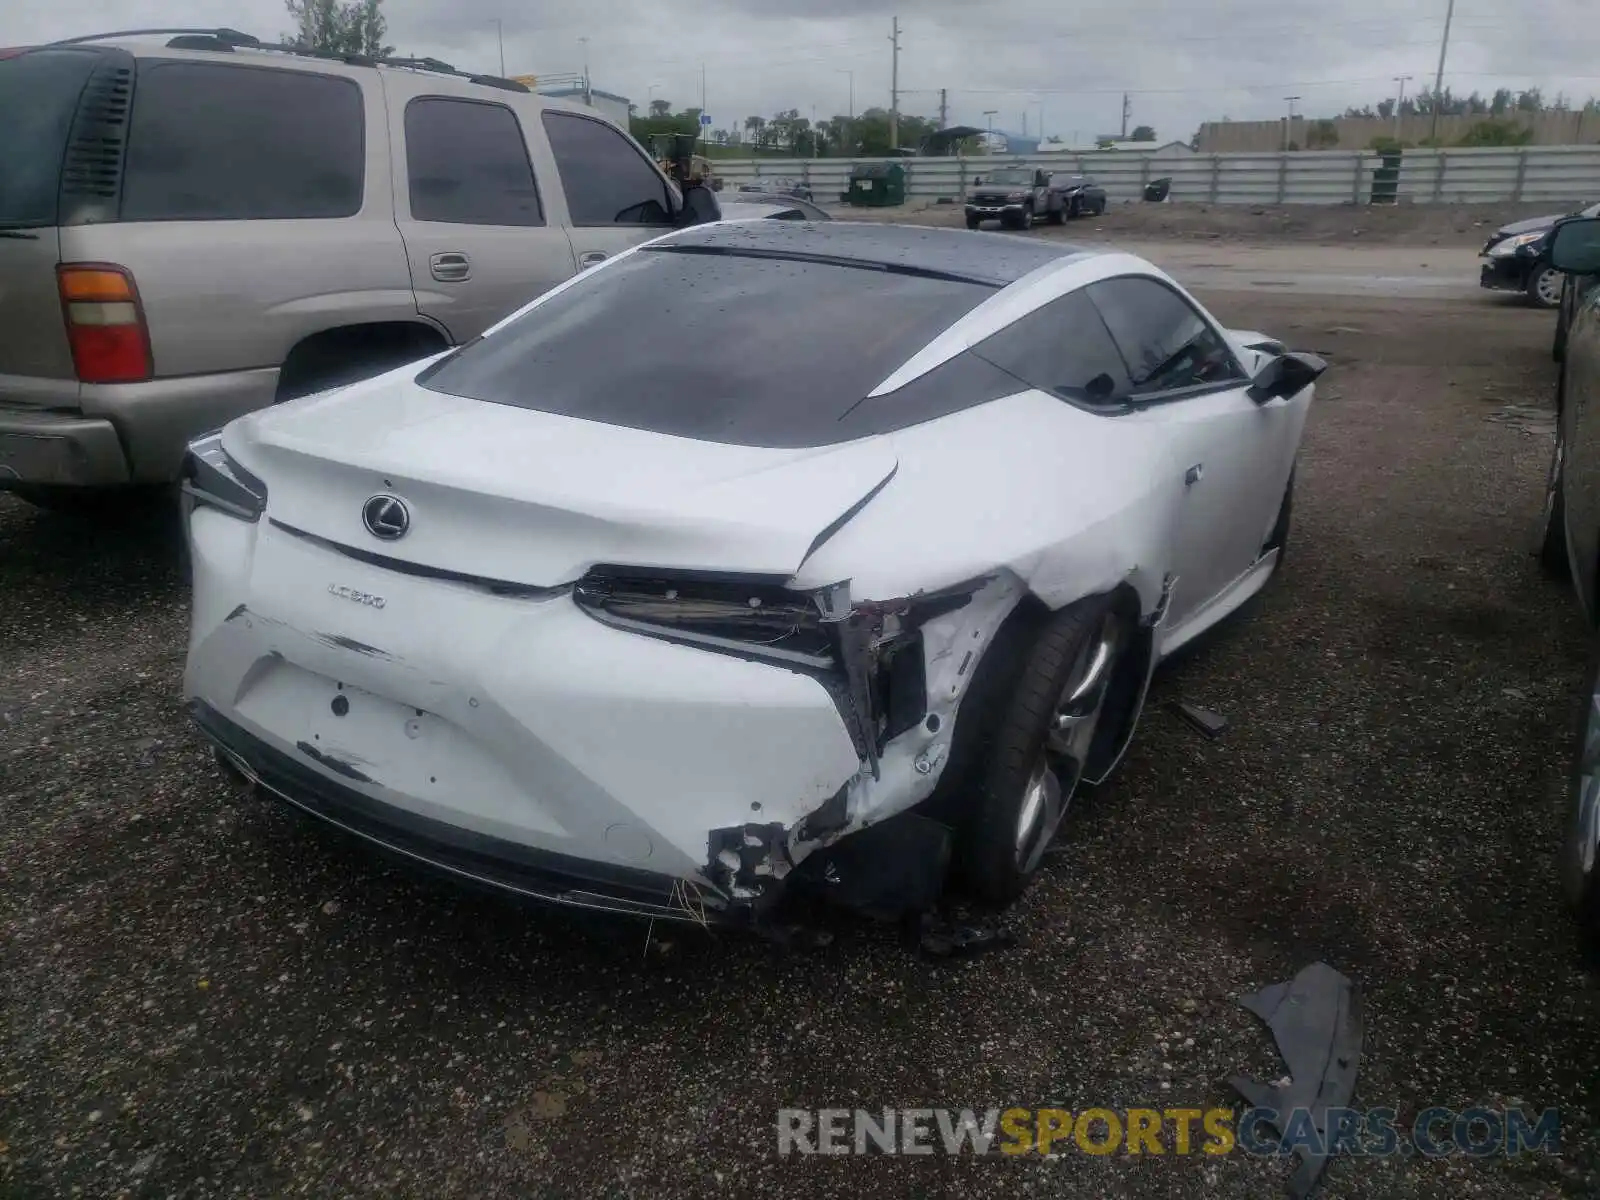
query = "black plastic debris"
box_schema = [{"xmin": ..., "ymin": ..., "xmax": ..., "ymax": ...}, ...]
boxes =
[
  {"xmin": 1171, "ymin": 700, "xmax": 1229, "ymax": 740},
  {"xmin": 1229, "ymin": 962, "xmax": 1363, "ymax": 1199},
  {"xmin": 911, "ymin": 912, "xmax": 1017, "ymax": 960}
]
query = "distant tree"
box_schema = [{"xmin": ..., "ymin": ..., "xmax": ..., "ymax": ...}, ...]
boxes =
[
  {"xmin": 1129, "ymin": 124, "xmax": 1157, "ymax": 142},
  {"xmin": 1456, "ymin": 119, "xmax": 1535, "ymax": 146},
  {"xmin": 649, "ymin": 98, "xmax": 671, "ymax": 118},
  {"xmin": 1306, "ymin": 119, "xmax": 1339, "ymax": 149},
  {"xmin": 284, "ymin": 0, "xmax": 391, "ymax": 57}
]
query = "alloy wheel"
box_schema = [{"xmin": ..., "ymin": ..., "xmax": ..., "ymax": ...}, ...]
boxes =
[{"xmin": 1012, "ymin": 613, "xmax": 1122, "ymax": 873}]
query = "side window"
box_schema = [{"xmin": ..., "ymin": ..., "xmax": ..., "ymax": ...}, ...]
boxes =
[
  {"xmin": 541, "ymin": 111, "xmax": 672, "ymax": 227},
  {"xmin": 404, "ymin": 98, "xmax": 543, "ymax": 226},
  {"xmin": 122, "ymin": 62, "xmax": 363, "ymax": 220},
  {"xmin": 969, "ymin": 289, "xmax": 1132, "ymax": 407},
  {"xmin": 1088, "ymin": 276, "xmax": 1246, "ymax": 396}
]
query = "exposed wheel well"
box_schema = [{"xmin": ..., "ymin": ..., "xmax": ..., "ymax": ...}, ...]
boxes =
[
  {"xmin": 275, "ymin": 322, "xmax": 451, "ymax": 403},
  {"xmin": 921, "ymin": 582, "xmax": 1146, "ymax": 823}
]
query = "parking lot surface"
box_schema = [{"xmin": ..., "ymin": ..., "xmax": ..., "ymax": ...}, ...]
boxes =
[{"xmin": 3, "ymin": 246, "xmax": 1597, "ymax": 1198}]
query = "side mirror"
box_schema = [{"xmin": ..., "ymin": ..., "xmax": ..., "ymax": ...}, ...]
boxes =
[
  {"xmin": 1247, "ymin": 351, "xmax": 1327, "ymax": 404},
  {"xmin": 677, "ymin": 183, "xmax": 721, "ymax": 227},
  {"xmin": 1550, "ymin": 216, "xmax": 1600, "ymax": 274}
]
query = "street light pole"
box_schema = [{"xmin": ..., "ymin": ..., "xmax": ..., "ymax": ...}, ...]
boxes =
[
  {"xmin": 1283, "ymin": 95, "xmax": 1300, "ymax": 150},
  {"xmin": 491, "ymin": 19, "xmax": 504, "ymax": 76},
  {"xmin": 578, "ymin": 36, "xmax": 590, "ymax": 105},
  {"xmin": 1393, "ymin": 75, "xmax": 1413, "ymax": 139},
  {"xmin": 1429, "ymin": 0, "xmax": 1456, "ymax": 143},
  {"xmin": 983, "ymin": 109, "xmax": 997, "ymax": 153}
]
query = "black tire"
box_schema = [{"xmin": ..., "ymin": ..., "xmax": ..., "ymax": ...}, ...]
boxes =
[
  {"xmin": 1527, "ymin": 261, "xmax": 1563, "ymax": 310},
  {"xmin": 1540, "ymin": 400, "xmax": 1570, "ymax": 580},
  {"xmin": 1067, "ymin": 197, "xmax": 1080, "ymax": 220},
  {"xmin": 957, "ymin": 595, "xmax": 1126, "ymax": 905},
  {"xmin": 1019, "ymin": 204, "xmax": 1034, "ymax": 230},
  {"xmin": 966, "ymin": 215, "xmax": 982, "ymax": 230},
  {"xmin": 1563, "ymin": 646, "xmax": 1600, "ymax": 959}
]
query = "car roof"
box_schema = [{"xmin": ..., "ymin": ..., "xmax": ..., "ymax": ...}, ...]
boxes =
[{"xmin": 656, "ymin": 220, "xmax": 1094, "ymax": 287}]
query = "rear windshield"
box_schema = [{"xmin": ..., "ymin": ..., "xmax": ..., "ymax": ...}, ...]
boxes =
[
  {"xmin": 0, "ymin": 48, "xmax": 101, "ymax": 228},
  {"xmin": 418, "ymin": 247, "xmax": 992, "ymax": 447}
]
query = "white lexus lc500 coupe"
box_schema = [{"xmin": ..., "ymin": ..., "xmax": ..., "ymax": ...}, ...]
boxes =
[{"xmin": 181, "ymin": 220, "xmax": 1323, "ymax": 926}]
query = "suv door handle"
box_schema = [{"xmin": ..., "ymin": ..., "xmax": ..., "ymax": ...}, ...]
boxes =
[
  {"xmin": 430, "ymin": 252, "xmax": 471, "ymax": 282},
  {"xmin": 579, "ymin": 251, "xmax": 607, "ymax": 268}
]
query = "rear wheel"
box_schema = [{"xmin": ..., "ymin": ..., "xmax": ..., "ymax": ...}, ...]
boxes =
[
  {"xmin": 1564, "ymin": 648, "xmax": 1600, "ymax": 958},
  {"xmin": 1528, "ymin": 261, "xmax": 1564, "ymax": 309},
  {"xmin": 1018, "ymin": 204, "xmax": 1035, "ymax": 230},
  {"xmin": 958, "ymin": 596, "xmax": 1128, "ymax": 905}
]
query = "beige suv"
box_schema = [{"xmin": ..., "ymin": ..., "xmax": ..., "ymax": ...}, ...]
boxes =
[{"xmin": 0, "ymin": 30, "xmax": 702, "ymax": 512}]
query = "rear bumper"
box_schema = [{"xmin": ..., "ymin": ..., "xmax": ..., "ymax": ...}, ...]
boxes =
[
  {"xmin": 181, "ymin": 507, "xmax": 870, "ymax": 917},
  {"xmin": 0, "ymin": 367, "xmax": 278, "ymax": 488},
  {"xmin": 192, "ymin": 699, "xmax": 709, "ymax": 922}
]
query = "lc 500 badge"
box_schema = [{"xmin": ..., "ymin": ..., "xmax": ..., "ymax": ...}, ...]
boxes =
[{"xmin": 328, "ymin": 583, "xmax": 386, "ymax": 609}]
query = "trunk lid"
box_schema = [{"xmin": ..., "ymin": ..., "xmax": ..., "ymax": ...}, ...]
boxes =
[{"xmin": 230, "ymin": 370, "xmax": 899, "ymax": 587}]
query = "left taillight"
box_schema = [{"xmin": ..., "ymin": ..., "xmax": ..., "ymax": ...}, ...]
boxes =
[
  {"xmin": 57, "ymin": 264, "xmax": 153, "ymax": 384},
  {"xmin": 180, "ymin": 432, "xmax": 268, "ymax": 522}
]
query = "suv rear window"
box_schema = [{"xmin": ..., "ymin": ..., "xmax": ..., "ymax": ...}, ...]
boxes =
[
  {"xmin": 0, "ymin": 48, "xmax": 102, "ymax": 228},
  {"xmin": 121, "ymin": 61, "xmax": 363, "ymax": 221},
  {"xmin": 418, "ymin": 247, "xmax": 992, "ymax": 447}
]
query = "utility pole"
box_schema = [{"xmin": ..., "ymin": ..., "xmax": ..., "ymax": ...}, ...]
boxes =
[
  {"xmin": 493, "ymin": 19, "xmax": 504, "ymax": 76},
  {"xmin": 983, "ymin": 109, "xmax": 997, "ymax": 153},
  {"xmin": 938, "ymin": 87, "xmax": 947, "ymax": 131},
  {"xmin": 1121, "ymin": 92, "xmax": 1130, "ymax": 138},
  {"xmin": 888, "ymin": 16, "xmax": 900, "ymax": 152},
  {"xmin": 579, "ymin": 36, "xmax": 590, "ymax": 105},
  {"xmin": 1429, "ymin": 0, "xmax": 1456, "ymax": 143},
  {"xmin": 700, "ymin": 62, "xmax": 707, "ymax": 155},
  {"xmin": 837, "ymin": 69, "xmax": 855, "ymax": 155},
  {"xmin": 1283, "ymin": 95, "xmax": 1300, "ymax": 149},
  {"xmin": 1393, "ymin": 74, "xmax": 1413, "ymax": 138}
]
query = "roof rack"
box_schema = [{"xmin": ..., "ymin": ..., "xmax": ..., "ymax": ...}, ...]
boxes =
[{"xmin": 44, "ymin": 28, "xmax": 531, "ymax": 93}]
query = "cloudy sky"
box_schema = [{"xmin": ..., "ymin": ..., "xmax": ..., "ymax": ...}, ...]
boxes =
[{"xmin": 9, "ymin": 0, "xmax": 1599, "ymax": 144}]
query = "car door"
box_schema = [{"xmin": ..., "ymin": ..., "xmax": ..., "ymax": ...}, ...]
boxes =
[
  {"xmin": 1088, "ymin": 275, "xmax": 1306, "ymax": 628},
  {"xmin": 383, "ymin": 78, "xmax": 577, "ymax": 344},
  {"xmin": 538, "ymin": 108, "xmax": 679, "ymax": 270},
  {"xmin": 1563, "ymin": 276, "xmax": 1600, "ymax": 617}
]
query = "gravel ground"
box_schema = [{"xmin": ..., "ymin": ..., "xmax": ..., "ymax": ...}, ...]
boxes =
[{"xmin": 3, "ymin": 278, "xmax": 1598, "ymax": 1198}]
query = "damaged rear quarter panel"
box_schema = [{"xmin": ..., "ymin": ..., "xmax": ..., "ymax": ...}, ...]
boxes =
[
  {"xmin": 789, "ymin": 390, "xmax": 1174, "ymax": 613},
  {"xmin": 778, "ymin": 392, "xmax": 1178, "ymax": 849}
]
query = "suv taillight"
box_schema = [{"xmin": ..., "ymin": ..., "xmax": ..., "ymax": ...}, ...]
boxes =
[{"xmin": 58, "ymin": 264, "xmax": 153, "ymax": 384}]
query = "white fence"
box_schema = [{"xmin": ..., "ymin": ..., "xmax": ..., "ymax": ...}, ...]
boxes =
[{"xmin": 715, "ymin": 145, "xmax": 1600, "ymax": 206}]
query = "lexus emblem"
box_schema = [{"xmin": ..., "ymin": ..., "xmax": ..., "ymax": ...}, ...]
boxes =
[{"xmin": 362, "ymin": 494, "xmax": 410, "ymax": 541}]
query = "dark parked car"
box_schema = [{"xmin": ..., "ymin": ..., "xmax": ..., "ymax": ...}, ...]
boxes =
[
  {"xmin": 738, "ymin": 176, "xmax": 813, "ymax": 201},
  {"xmin": 1534, "ymin": 214, "xmax": 1600, "ymax": 954},
  {"xmin": 1050, "ymin": 174, "xmax": 1107, "ymax": 219},
  {"xmin": 1554, "ymin": 205, "xmax": 1600, "ymax": 362},
  {"xmin": 1480, "ymin": 201, "xmax": 1600, "ymax": 311}
]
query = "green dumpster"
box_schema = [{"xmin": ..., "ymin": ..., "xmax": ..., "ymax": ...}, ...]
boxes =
[{"xmin": 847, "ymin": 162, "xmax": 906, "ymax": 207}]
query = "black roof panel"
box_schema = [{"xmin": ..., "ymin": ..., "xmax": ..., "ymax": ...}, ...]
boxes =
[{"xmin": 660, "ymin": 220, "xmax": 1094, "ymax": 287}]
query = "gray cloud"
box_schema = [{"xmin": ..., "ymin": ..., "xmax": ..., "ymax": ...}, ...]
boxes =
[{"xmin": 9, "ymin": 0, "xmax": 1599, "ymax": 144}]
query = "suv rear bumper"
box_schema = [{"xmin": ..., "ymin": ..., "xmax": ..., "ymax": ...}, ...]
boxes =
[{"xmin": 0, "ymin": 367, "xmax": 279, "ymax": 489}]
